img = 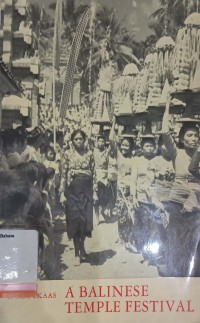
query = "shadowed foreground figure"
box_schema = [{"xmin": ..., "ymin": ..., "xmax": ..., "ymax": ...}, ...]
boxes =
[{"xmin": 0, "ymin": 163, "xmax": 55, "ymax": 279}]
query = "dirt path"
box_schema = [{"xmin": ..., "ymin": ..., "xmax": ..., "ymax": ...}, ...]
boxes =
[{"xmin": 51, "ymin": 213, "xmax": 158, "ymax": 280}]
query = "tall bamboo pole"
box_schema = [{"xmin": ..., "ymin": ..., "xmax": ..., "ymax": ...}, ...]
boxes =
[{"xmin": 52, "ymin": 50, "xmax": 56, "ymax": 150}]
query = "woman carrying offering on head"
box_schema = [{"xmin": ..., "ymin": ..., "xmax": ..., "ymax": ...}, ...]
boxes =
[
  {"xmin": 162, "ymin": 97, "xmax": 200, "ymax": 277},
  {"xmin": 109, "ymin": 117, "xmax": 136, "ymax": 252}
]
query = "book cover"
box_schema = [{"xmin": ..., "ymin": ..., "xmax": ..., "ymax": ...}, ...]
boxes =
[{"xmin": 0, "ymin": 0, "xmax": 200, "ymax": 322}]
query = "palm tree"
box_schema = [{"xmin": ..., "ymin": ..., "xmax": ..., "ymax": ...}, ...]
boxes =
[
  {"xmin": 140, "ymin": 35, "xmax": 158, "ymax": 58},
  {"xmin": 26, "ymin": 4, "xmax": 54, "ymax": 60},
  {"xmin": 49, "ymin": 0, "xmax": 88, "ymax": 42},
  {"xmin": 77, "ymin": 5, "xmax": 140, "ymax": 95},
  {"xmin": 149, "ymin": 0, "xmax": 197, "ymax": 38},
  {"xmin": 91, "ymin": 6, "xmax": 140, "ymax": 70},
  {"xmin": 47, "ymin": 2, "xmax": 140, "ymax": 94}
]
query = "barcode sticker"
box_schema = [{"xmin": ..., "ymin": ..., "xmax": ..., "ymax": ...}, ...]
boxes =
[{"xmin": 0, "ymin": 230, "xmax": 38, "ymax": 284}]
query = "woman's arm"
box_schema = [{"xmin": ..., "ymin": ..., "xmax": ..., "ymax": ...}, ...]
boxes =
[
  {"xmin": 59, "ymin": 151, "xmax": 69, "ymax": 196},
  {"xmin": 188, "ymin": 146, "xmax": 200, "ymax": 179},
  {"xmin": 90, "ymin": 151, "xmax": 98, "ymax": 201},
  {"xmin": 109, "ymin": 116, "xmax": 117, "ymax": 158},
  {"xmin": 162, "ymin": 96, "xmax": 177, "ymax": 160},
  {"xmin": 130, "ymin": 158, "xmax": 139, "ymax": 208}
]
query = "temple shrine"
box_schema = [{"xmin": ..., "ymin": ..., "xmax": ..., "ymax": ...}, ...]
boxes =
[{"xmin": 0, "ymin": 0, "xmax": 39, "ymax": 128}]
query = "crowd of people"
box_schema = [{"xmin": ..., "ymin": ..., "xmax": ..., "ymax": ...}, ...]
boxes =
[
  {"xmin": 1, "ymin": 99, "xmax": 200, "ymax": 278},
  {"xmin": 0, "ymin": 126, "xmax": 61, "ymax": 278},
  {"xmin": 39, "ymin": 103, "xmax": 92, "ymax": 140}
]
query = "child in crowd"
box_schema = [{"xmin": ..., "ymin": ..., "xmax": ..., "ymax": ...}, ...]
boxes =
[{"xmin": 44, "ymin": 146, "xmax": 59, "ymax": 205}]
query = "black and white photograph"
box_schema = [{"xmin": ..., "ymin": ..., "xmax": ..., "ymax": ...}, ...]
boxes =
[{"xmin": 1, "ymin": 0, "xmax": 200, "ymax": 281}]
